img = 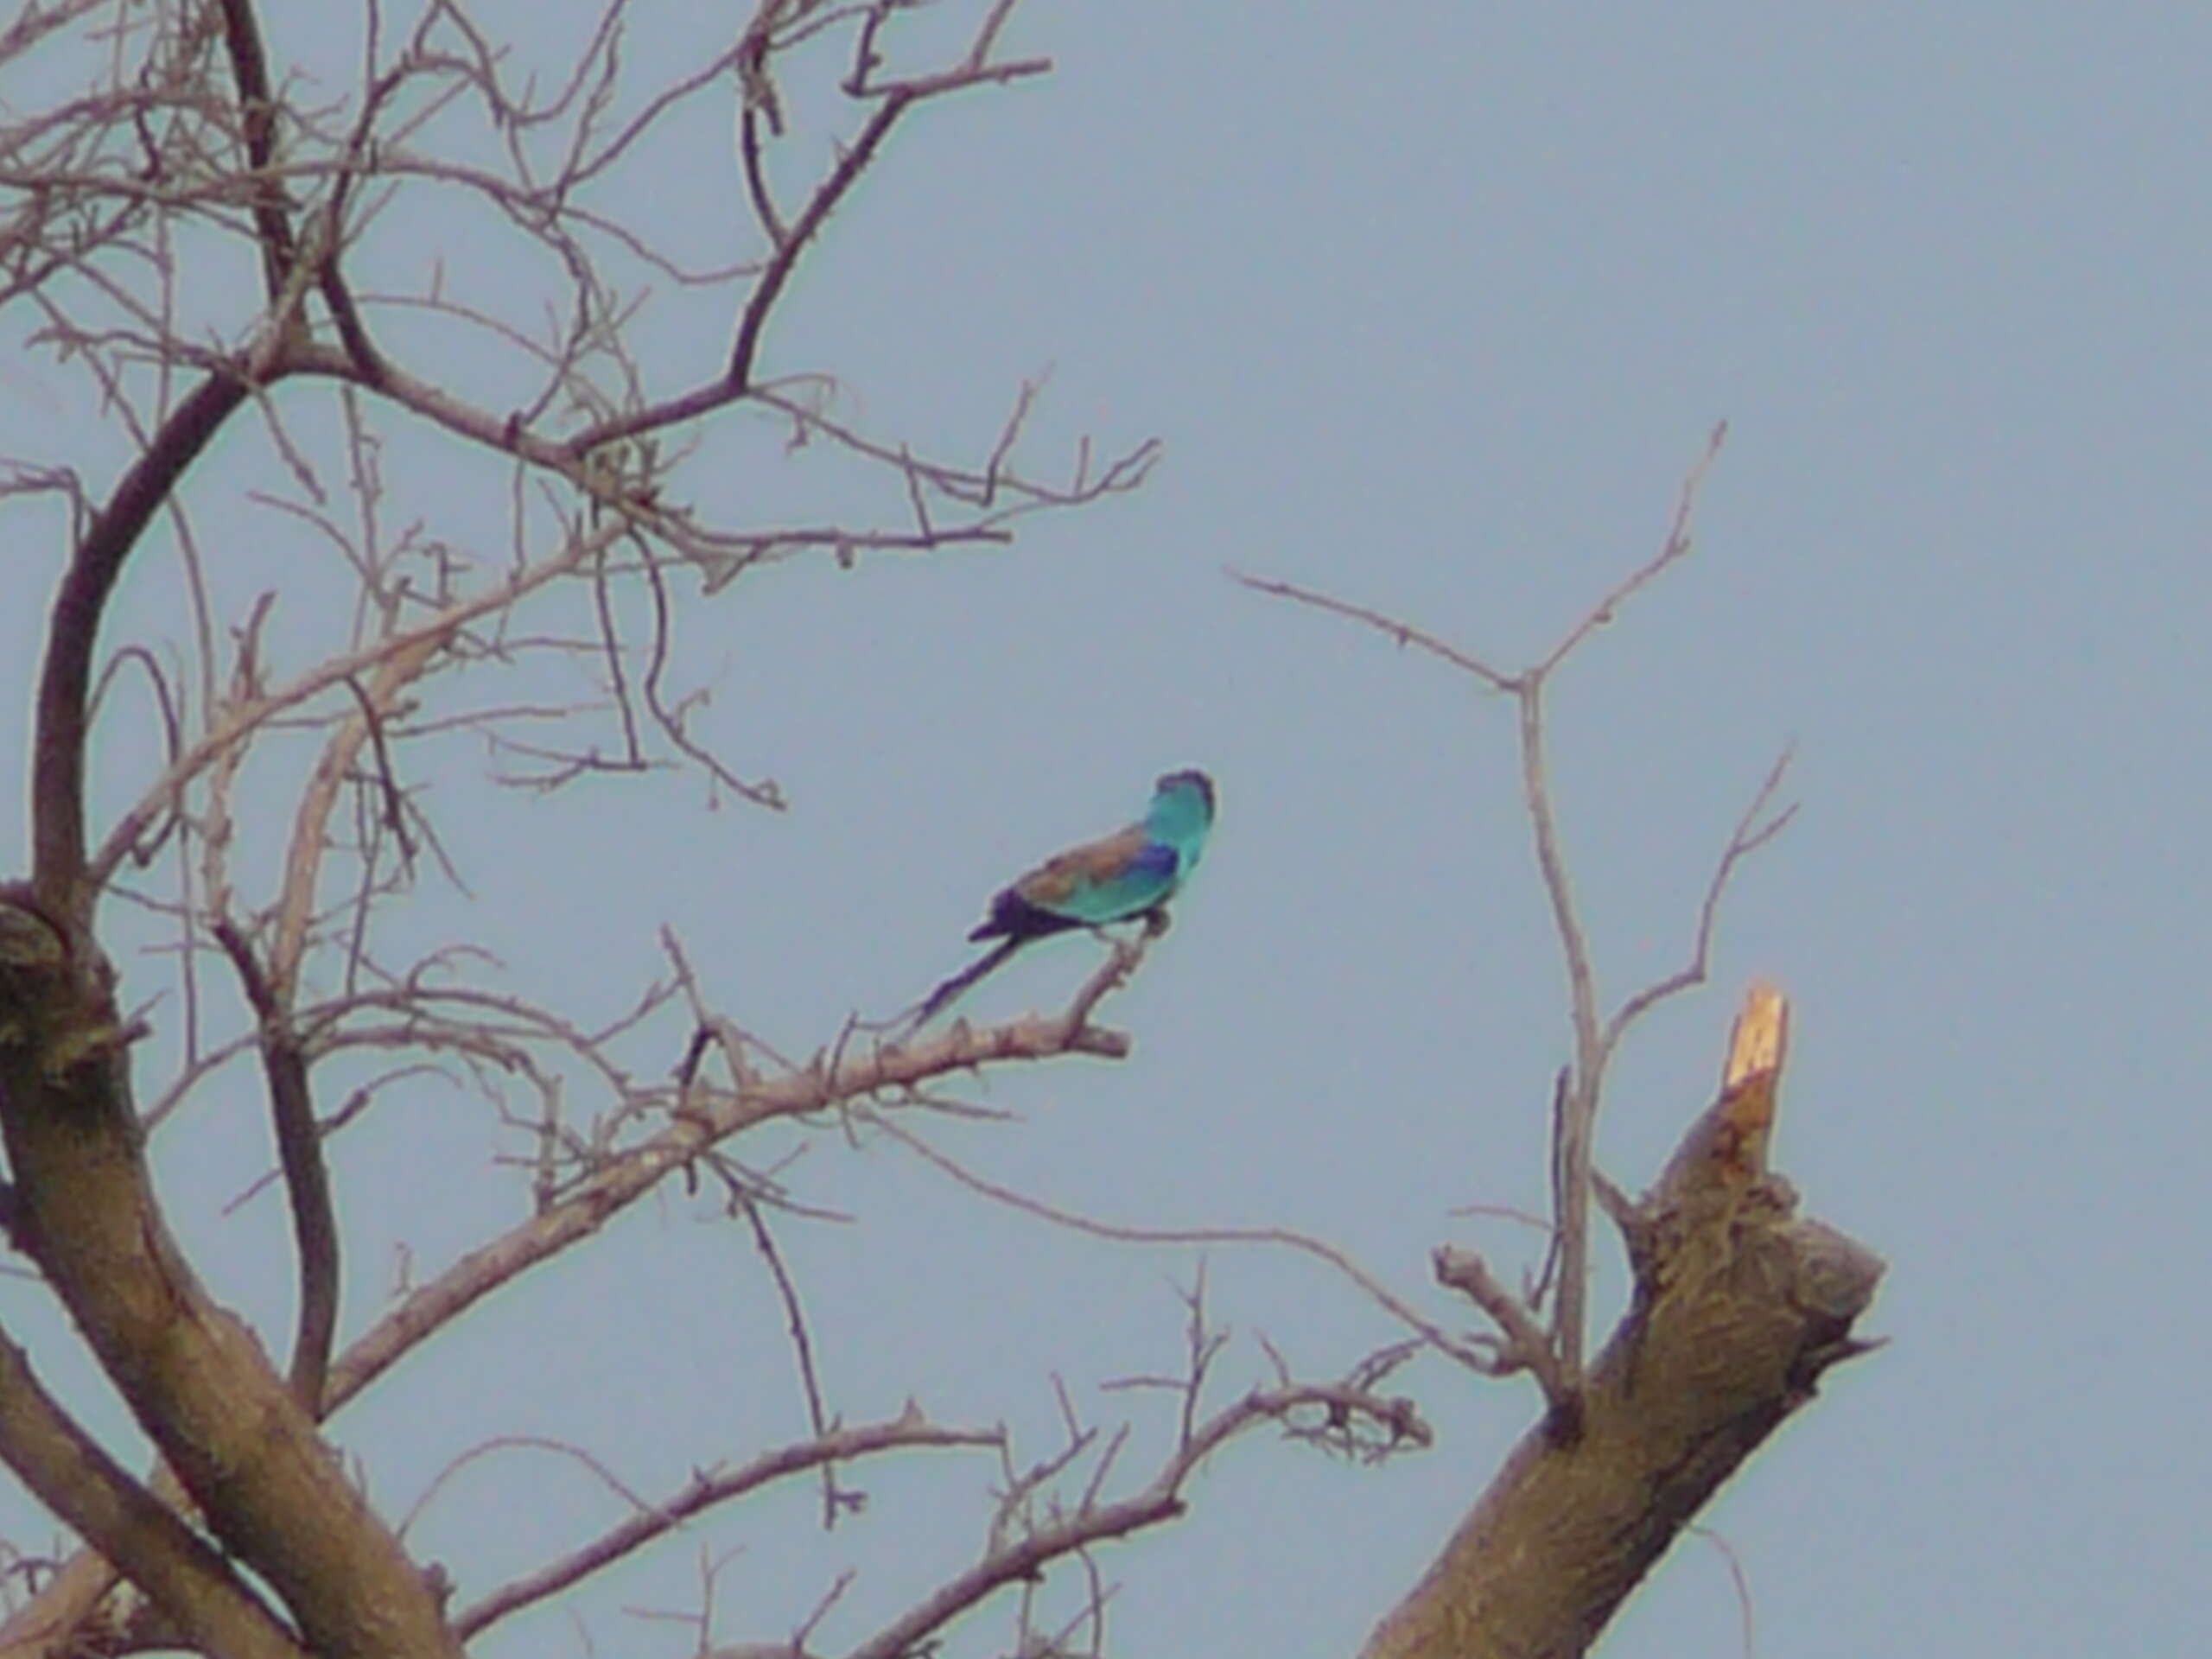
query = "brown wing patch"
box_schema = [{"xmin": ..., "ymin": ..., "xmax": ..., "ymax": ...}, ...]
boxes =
[{"xmin": 1017, "ymin": 823, "xmax": 1147, "ymax": 906}]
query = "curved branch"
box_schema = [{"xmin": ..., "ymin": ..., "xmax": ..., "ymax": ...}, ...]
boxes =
[
  {"xmin": 728, "ymin": 86, "xmax": 910, "ymax": 395},
  {"xmin": 34, "ymin": 366, "xmax": 252, "ymax": 918},
  {"xmin": 453, "ymin": 1416, "xmax": 1001, "ymax": 1639},
  {"xmin": 863, "ymin": 1109, "xmax": 1499, "ymax": 1378},
  {"xmin": 571, "ymin": 10, "xmax": 1052, "ymax": 456},
  {"xmin": 1600, "ymin": 745, "xmax": 1798, "ymax": 1062}
]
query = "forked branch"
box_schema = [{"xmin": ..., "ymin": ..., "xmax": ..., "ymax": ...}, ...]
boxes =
[
  {"xmin": 1237, "ymin": 423, "xmax": 1792, "ymax": 1409},
  {"xmin": 1362, "ymin": 985, "xmax": 1883, "ymax": 1659}
]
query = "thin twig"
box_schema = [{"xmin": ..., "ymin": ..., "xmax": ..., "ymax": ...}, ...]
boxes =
[
  {"xmin": 1229, "ymin": 569, "xmax": 1516, "ymax": 691},
  {"xmin": 732, "ymin": 1189, "xmax": 846, "ymax": 1528},
  {"xmin": 451, "ymin": 1416, "xmax": 1000, "ymax": 1639},
  {"xmin": 1537, "ymin": 420, "xmax": 1727, "ymax": 675},
  {"xmin": 1601, "ymin": 745, "xmax": 1798, "ymax": 1059},
  {"xmin": 863, "ymin": 1109, "xmax": 1497, "ymax": 1376},
  {"xmin": 843, "ymin": 1380, "xmax": 1421, "ymax": 1659}
]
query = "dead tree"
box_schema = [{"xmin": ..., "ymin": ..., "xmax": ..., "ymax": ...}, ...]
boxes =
[
  {"xmin": 1244, "ymin": 433, "xmax": 1885, "ymax": 1656},
  {"xmin": 0, "ymin": 3, "xmax": 1424, "ymax": 1656},
  {"xmin": 0, "ymin": 3, "xmax": 1876, "ymax": 1656}
]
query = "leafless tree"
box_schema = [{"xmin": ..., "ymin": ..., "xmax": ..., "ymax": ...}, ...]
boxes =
[
  {"xmin": 1242, "ymin": 435, "xmax": 1885, "ymax": 1656},
  {"xmin": 0, "ymin": 3, "xmax": 1425, "ymax": 1656},
  {"xmin": 0, "ymin": 3, "xmax": 1879, "ymax": 1658}
]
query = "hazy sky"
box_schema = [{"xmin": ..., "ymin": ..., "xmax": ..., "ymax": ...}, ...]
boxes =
[{"xmin": 5, "ymin": 3, "xmax": 2209, "ymax": 1656}]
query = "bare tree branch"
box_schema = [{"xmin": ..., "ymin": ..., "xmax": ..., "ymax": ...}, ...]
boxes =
[
  {"xmin": 1601, "ymin": 744, "xmax": 1799, "ymax": 1059},
  {"xmin": 1537, "ymin": 421, "xmax": 1728, "ymax": 676},
  {"xmin": 1226, "ymin": 569, "xmax": 1516, "ymax": 692},
  {"xmin": 1362, "ymin": 987, "xmax": 1883, "ymax": 1659},
  {"xmin": 849, "ymin": 1381, "xmax": 1424, "ymax": 1659},
  {"xmin": 0, "ymin": 7, "xmax": 1395, "ymax": 1656},
  {"xmin": 451, "ymin": 1415, "xmax": 1002, "ymax": 1640},
  {"xmin": 1239, "ymin": 424, "xmax": 1760, "ymax": 1424},
  {"xmin": 0, "ymin": 892, "xmax": 461, "ymax": 1659},
  {"xmin": 33, "ymin": 365, "xmax": 255, "ymax": 920},
  {"xmin": 862, "ymin": 1109, "xmax": 1500, "ymax": 1379},
  {"xmin": 89, "ymin": 512, "xmax": 630, "ymax": 893},
  {"xmin": 0, "ymin": 1329, "xmax": 306, "ymax": 1659},
  {"xmin": 213, "ymin": 0, "xmax": 297, "ymax": 303},
  {"xmin": 322, "ymin": 974, "xmax": 1140, "ymax": 1416},
  {"xmin": 210, "ymin": 920, "xmax": 340, "ymax": 1413},
  {"xmin": 1432, "ymin": 1247, "xmax": 1576, "ymax": 1432},
  {"xmin": 727, "ymin": 1187, "xmax": 845, "ymax": 1527}
]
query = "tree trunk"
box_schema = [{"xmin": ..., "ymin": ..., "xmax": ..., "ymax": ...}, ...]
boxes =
[{"xmin": 1363, "ymin": 991, "xmax": 1884, "ymax": 1658}]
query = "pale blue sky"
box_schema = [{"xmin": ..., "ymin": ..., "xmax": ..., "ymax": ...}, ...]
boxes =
[{"xmin": 5, "ymin": 3, "xmax": 2209, "ymax": 1655}]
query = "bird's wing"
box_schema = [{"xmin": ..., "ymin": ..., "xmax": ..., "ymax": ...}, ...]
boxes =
[
  {"xmin": 1017, "ymin": 824, "xmax": 1147, "ymax": 901},
  {"xmin": 1015, "ymin": 824, "xmax": 1179, "ymax": 924}
]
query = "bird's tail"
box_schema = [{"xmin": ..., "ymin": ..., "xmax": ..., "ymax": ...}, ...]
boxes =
[{"xmin": 910, "ymin": 936, "xmax": 1025, "ymax": 1031}]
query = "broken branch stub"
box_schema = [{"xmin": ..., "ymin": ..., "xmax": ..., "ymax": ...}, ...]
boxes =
[{"xmin": 1362, "ymin": 982, "xmax": 1884, "ymax": 1659}]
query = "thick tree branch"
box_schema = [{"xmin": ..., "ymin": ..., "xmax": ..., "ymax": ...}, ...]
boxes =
[
  {"xmin": 33, "ymin": 367, "xmax": 252, "ymax": 920},
  {"xmin": 0, "ymin": 1332, "xmax": 305, "ymax": 1659},
  {"xmin": 0, "ymin": 890, "xmax": 458, "ymax": 1659},
  {"xmin": 1361, "ymin": 986, "xmax": 1884, "ymax": 1659}
]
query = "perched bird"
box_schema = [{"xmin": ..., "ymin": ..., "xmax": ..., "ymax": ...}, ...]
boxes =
[{"xmin": 913, "ymin": 769, "xmax": 1217, "ymax": 1028}]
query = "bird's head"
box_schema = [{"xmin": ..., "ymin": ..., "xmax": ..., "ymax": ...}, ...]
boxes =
[{"xmin": 1150, "ymin": 768, "xmax": 1217, "ymax": 828}]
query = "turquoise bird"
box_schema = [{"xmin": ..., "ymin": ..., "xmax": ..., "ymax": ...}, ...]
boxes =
[{"xmin": 914, "ymin": 769, "xmax": 1217, "ymax": 1027}]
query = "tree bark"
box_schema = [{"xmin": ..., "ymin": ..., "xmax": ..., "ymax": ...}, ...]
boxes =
[
  {"xmin": 0, "ymin": 890, "xmax": 461, "ymax": 1659},
  {"xmin": 1363, "ymin": 989, "xmax": 1884, "ymax": 1658}
]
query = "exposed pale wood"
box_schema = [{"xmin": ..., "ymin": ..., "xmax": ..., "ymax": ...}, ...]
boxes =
[{"xmin": 1362, "ymin": 985, "xmax": 1882, "ymax": 1659}]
